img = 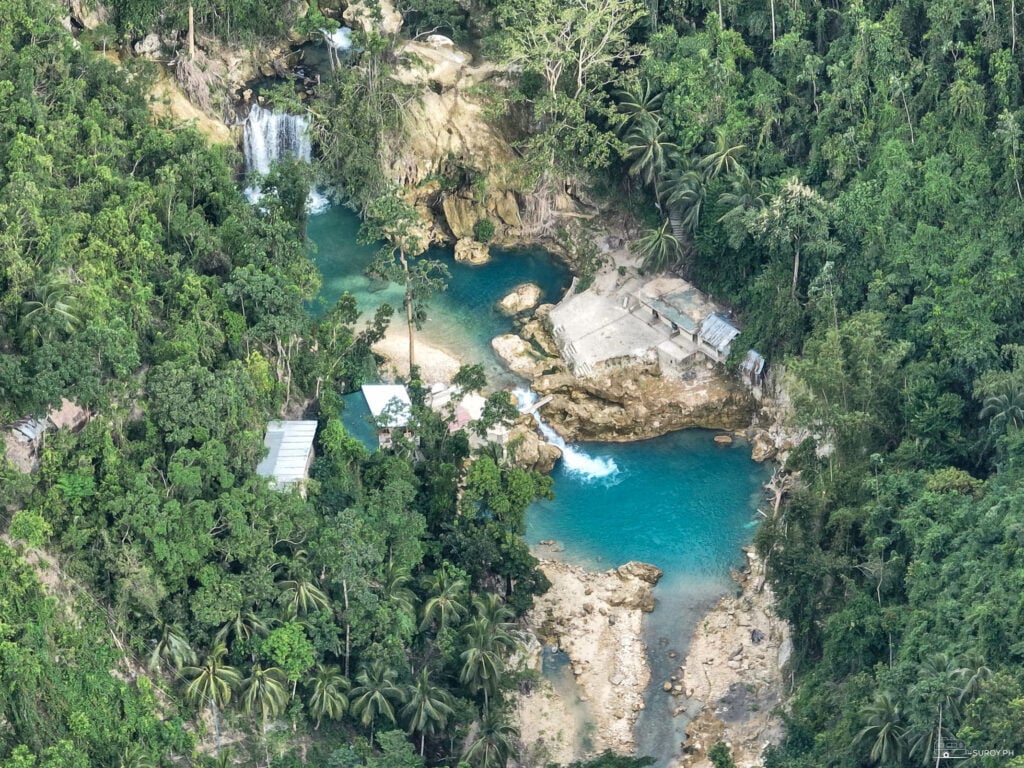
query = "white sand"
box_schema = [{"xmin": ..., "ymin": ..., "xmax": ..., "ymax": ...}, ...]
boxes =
[{"xmin": 372, "ymin": 326, "xmax": 462, "ymax": 383}]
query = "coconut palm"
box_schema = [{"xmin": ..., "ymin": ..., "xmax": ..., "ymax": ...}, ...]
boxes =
[
  {"xmin": 240, "ymin": 663, "xmax": 290, "ymax": 727},
  {"xmin": 381, "ymin": 561, "xmax": 418, "ymax": 620},
  {"xmin": 403, "ymin": 667, "xmax": 455, "ymax": 755},
  {"xmin": 420, "ymin": 568, "xmax": 468, "ymax": 632},
  {"xmin": 147, "ymin": 621, "xmax": 196, "ymax": 673},
  {"xmin": 460, "ymin": 621, "xmax": 505, "ymax": 714},
  {"xmin": 471, "ymin": 593, "xmax": 516, "ymax": 643},
  {"xmin": 853, "ymin": 690, "xmax": 907, "ymax": 765},
  {"xmin": 350, "ymin": 659, "xmax": 407, "ymax": 743},
  {"xmin": 614, "ymin": 79, "xmax": 664, "ymax": 136},
  {"xmin": 980, "ymin": 383, "xmax": 1024, "ymax": 434},
  {"xmin": 182, "ymin": 643, "xmax": 242, "ymax": 731},
  {"xmin": 119, "ymin": 745, "xmax": 157, "ymax": 768},
  {"xmin": 623, "ymin": 120, "xmax": 678, "ymax": 188},
  {"xmin": 632, "ymin": 219, "xmax": 684, "ymax": 274},
  {"xmin": 699, "ymin": 127, "xmax": 746, "ymax": 181},
  {"xmin": 277, "ymin": 578, "xmax": 331, "ymax": 618},
  {"xmin": 214, "ymin": 610, "xmax": 271, "ymax": 648},
  {"xmin": 305, "ymin": 664, "xmax": 350, "ymax": 730},
  {"xmin": 462, "ymin": 711, "xmax": 519, "ymax": 768},
  {"xmin": 19, "ymin": 278, "xmax": 80, "ymax": 343}
]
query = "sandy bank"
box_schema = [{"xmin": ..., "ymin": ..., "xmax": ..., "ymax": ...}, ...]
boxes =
[
  {"xmin": 513, "ymin": 558, "xmax": 661, "ymax": 766},
  {"xmin": 372, "ymin": 327, "xmax": 462, "ymax": 384},
  {"xmin": 671, "ymin": 553, "xmax": 789, "ymax": 768}
]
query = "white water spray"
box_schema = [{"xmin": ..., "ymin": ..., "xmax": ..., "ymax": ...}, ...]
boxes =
[
  {"xmin": 321, "ymin": 26, "xmax": 353, "ymax": 51},
  {"xmin": 242, "ymin": 104, "xmax": 329, "ymax": 213},
  {"xmin": 514, "ymin": 389, "xmax": 619, "ymax": 481}
]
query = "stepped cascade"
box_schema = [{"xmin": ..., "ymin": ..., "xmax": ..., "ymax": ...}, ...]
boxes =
[
  {"xmin": 242, "ymin": 104, "xmax": 328, "ymax": 212},
  {"xmin": 515, "ymin": 388, "xmax": 619, "ymax": 480}
]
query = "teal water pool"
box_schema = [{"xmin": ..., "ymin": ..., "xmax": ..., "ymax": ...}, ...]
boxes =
[
  {"xmin": 307, "ymin": 207, "xmax": 571, "ymax": 383},
  {"xmin": 525, "ymin": 430, "xmax": 769, "ymax": 766}
]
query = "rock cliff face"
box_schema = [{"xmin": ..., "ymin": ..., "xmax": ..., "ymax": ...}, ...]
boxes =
[{"xmin": 534, "ymin": 361, "xmax": 755, "ymax": 443}]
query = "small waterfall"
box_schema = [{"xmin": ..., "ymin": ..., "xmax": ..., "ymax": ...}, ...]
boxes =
[
  {"xmin": 242, "ymin": 104, "xmax": 329, "ymax": 213},
  {"xmin": 322, "ymin": 26, "xmax": 352, "ymax": 51},
  {"xmin": 514, "ymin": 389, "xmax": 619, "ymax": 481}
]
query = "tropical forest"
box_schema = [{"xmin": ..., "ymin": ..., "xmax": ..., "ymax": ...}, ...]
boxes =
[{"xmin": 0, "ymin": 0, "xmax": 1023, "ymax": 767}]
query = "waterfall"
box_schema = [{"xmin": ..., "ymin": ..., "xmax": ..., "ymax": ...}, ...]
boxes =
[
  {"xmin": 322, "ymin": 26, "xmax": 352, "ymax": 51},
  {"xmin": 242, "ymin": 104, "xmax": 329, "ymax": 213},
  {"xmin": 514, "ymin": 389, "xmax": 619, "ymax": 481}
]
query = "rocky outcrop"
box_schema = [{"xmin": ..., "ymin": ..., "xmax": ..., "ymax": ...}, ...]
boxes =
[
  {"xmin": 675, "ymin": 553, "xmax": 789, "ymax": 768},
  {"xmin": 531, "ymin": 361, "xmax": 756, "ymax": 443},
  {"xmin": 513, "ymin": 559, "xmax": 658, "ymax": 764},
  {"xmin": 344, "ymin": 0, "xmax": 403, "ymax": 35},
  {"xmin": 507, "ymin": 424, "xmax": 562, "ymax": 473},
  {"xmin": 498, "ymin": 283, "xmax": 542, "ymax": 315},
  {"xmin": 454, "ymin": 237, "xmax": 490, "ymax": 264},
  {"xmin": 491, "ymin": 334, "xmax": 560, "ymax": 379}
]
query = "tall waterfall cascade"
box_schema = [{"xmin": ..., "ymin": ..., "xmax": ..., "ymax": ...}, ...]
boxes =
[
  {"xmin": 242, "ymin": 104, "xmax": 329, "ymax": 213},
  {"xmin": 514, "ymin": 388, "xmax": 619, "ymax": 481}
]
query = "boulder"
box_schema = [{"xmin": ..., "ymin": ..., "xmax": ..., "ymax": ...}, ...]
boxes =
[
  {"xmin": 617, "ymin": 561, "xmax": 664, "ymax": 585},
  {"xmin": 492, "ymin": 334, "xmax": 548, "ymax": 378},
  {"xmin": 454, "ymin": 238, "xmax": 490, "ymax": 265},
  {"xmin": 506, "ymin": 424, "xmax": 562, "ymax": 473},
  {"xmin": 498, "ymin": 283, "xmax": 542, "ymax": 315},
  {"xmin": 751, "ymin": 430, "xmax": 777, "ymax": 462},
  {"xmin": 344, "ymin": 0, "xmax": 403, "ymax": 35},
  {"xmin": 134, "ymin": 33, "xmax": 162, "ymax": 58},
  {"xmin": 442, "ymin": 195, "xmax": 480, "ymax": 239},
  {"xmin": 714, "ymin": 433, "xmax": 734, "ymax": 445}
]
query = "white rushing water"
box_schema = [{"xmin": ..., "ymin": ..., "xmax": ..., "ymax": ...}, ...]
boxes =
[
  {"xmin": 242, "ymin": 104, "xmax": 329, "ymax": 213},
  {"xmin": 321, "ymin": 26, "xmax": 352, "ymax": 51},
  {"xmin": 514, "ymin": 388, "xmax": 619, "ymax": 481}
]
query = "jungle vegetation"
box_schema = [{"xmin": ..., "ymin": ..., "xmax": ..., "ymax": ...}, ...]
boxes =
[{"xmin": 4, "ymin": 0, "xmax": 1024, "ymax": 766}]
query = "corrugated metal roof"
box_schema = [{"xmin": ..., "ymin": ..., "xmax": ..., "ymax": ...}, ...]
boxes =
[
  {"xmin": 361, "ymin": 384, "xmax": 412, "ymax": 427},
  {"xmin": 700, "ymin": 313, "xmax": 741, "ymax": 354},
  {"xmin": 257, "ymin": 420, "xmax": 317, "ymax": 485},
  {"xmin": 741, "ymin": 349, "xmax": 766, "ymax": 376}
]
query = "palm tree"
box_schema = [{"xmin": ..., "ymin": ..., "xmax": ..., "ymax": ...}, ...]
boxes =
[
  {"xmin": 147, "ymin": 621, "xmax": 196, "ymax": 674},
  {"xmin": 182, "ymin": 643, "xmax": 242, "ymax": 735},
  {"xmin": 853, "ymin": 690, "xmax": 907, "ymax": 765},
  {"xmin": 471, "ymin": 593, "xmax": 516, "ymax": 642},
  {"xmin": 420, "ymin": 569, "xmax": 468, "ymax": 632},
  {"xmin": 350, "ymin": 659, "xmax": 407, "ymax": 743},
  {"xmin": 277, "ymin": 578, "xmax": 331, "ymax": 618},
  {"xmin": 462, "ymin": 711, "xmax": 519, "ymax": 768},
  {"xmin": 632, "ymin": 219, "xmax": 684, "ymax": 274},
  {"xmin": 460, "ymin": 621, "xmax": 505, "ymax": 715},
  {"xmin": 980, "ymin": 383, "xmax": 1024, "ymax": 434},
  {"xmin": 305, "ymin": 664, "xmax": 350, "ymax": 730},
  {"xmin": 240, "ymin": 663, "xmax": 290, "ymax": 728},
  {"xmin": 614, "ymin": 79, "xmax": 664, "ymax": 136},
  {"xmin": 381, "ymin": 561, "xmax": 418, "ymax": 621},
  {"xmin": 19, "ymin": 278, "xmax": 80, "ymax": 344},
  {"xmin": 699, "ymin": 127, "xmax": 746, "ymax": 181},
  {"xmin": 403, "ymin": 667, "xmax": 455, "ymax": 755},
  {"xmin": 622, "ymin": 120, "xmax": 677, "ymax": 188},
  {"xmin": 214, "ymin": 611, "xmax": 271, "ymax": 648},
  {"xmin": 119, "ymin": 745, "xmax": 157, "ymax": 768}
]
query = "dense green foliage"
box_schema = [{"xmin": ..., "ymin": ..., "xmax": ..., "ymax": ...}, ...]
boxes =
[{"xmin": 0, "ymin": 3, "xmax": 550, "ymax": 766}]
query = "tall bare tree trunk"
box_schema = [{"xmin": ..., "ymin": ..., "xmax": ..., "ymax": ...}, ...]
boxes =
[
  {"xmin": 343, "ymin": 579, "xmax": 351, "ymax": 678},
  {"xmin": 791, "ymin": 245, "xmax": 800, "ymax": 299},
  {"xmin": 769, "ymin": 0, "xmax": 777, "ymax": 43},
  {"xmin": 717, "ymin": 0, "xmax": 723, "ymax": 27},
  {"xmin": 402, "ymin": 253, "xmax": 415, "ymax": 371},
  {"xmin": 188, "ymin": 5, "xmax": 195, "ymax": 59},
  {"xmin": 1013, "ymin": 0, "xmax": 1018, "ymax": 52}
]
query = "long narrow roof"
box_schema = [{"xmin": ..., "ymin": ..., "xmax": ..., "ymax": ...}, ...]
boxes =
[
  {"xmin": 257, "ymin": 420, "xmax": 317, "ymax": 485},
  {"xmin": 361, "ymin": 384, "xmax": 412, "ymax": 428}
]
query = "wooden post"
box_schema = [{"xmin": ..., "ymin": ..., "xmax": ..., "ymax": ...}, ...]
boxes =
[{"xmin": 188, "ymin": 5, "xmax": 195, "ymax": 60}]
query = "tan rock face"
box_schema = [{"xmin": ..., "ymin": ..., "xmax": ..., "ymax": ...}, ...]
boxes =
[
  {"xmin": 491, "ymin": 334, "xmax": 552, "ymax": 378},
  {"xmin": 344, "ymin": 0, "xmax": 403, "ymax": 35},
  {"xmin": 533, "ymin": 361, "xmax": 756, "ymax": 443},
  {"xmin": 442, "ymin": 195, "xmax": 481, "ymax": 239},
  {"xmin": 507, "ymin": 424, "xmax": 562, "ymax": 473},
  {"xmin": 454, "ymin": 238, "xmax": 490, "ymax": 264}
]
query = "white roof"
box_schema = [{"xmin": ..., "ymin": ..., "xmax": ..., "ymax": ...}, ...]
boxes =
[
  {"xmin": 257, "ymin": 420, "xmax": 317, "ymax": 485},
  {"xmin": 361, "ymin": 384, "xmax": 412, "ymax": 428}
]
